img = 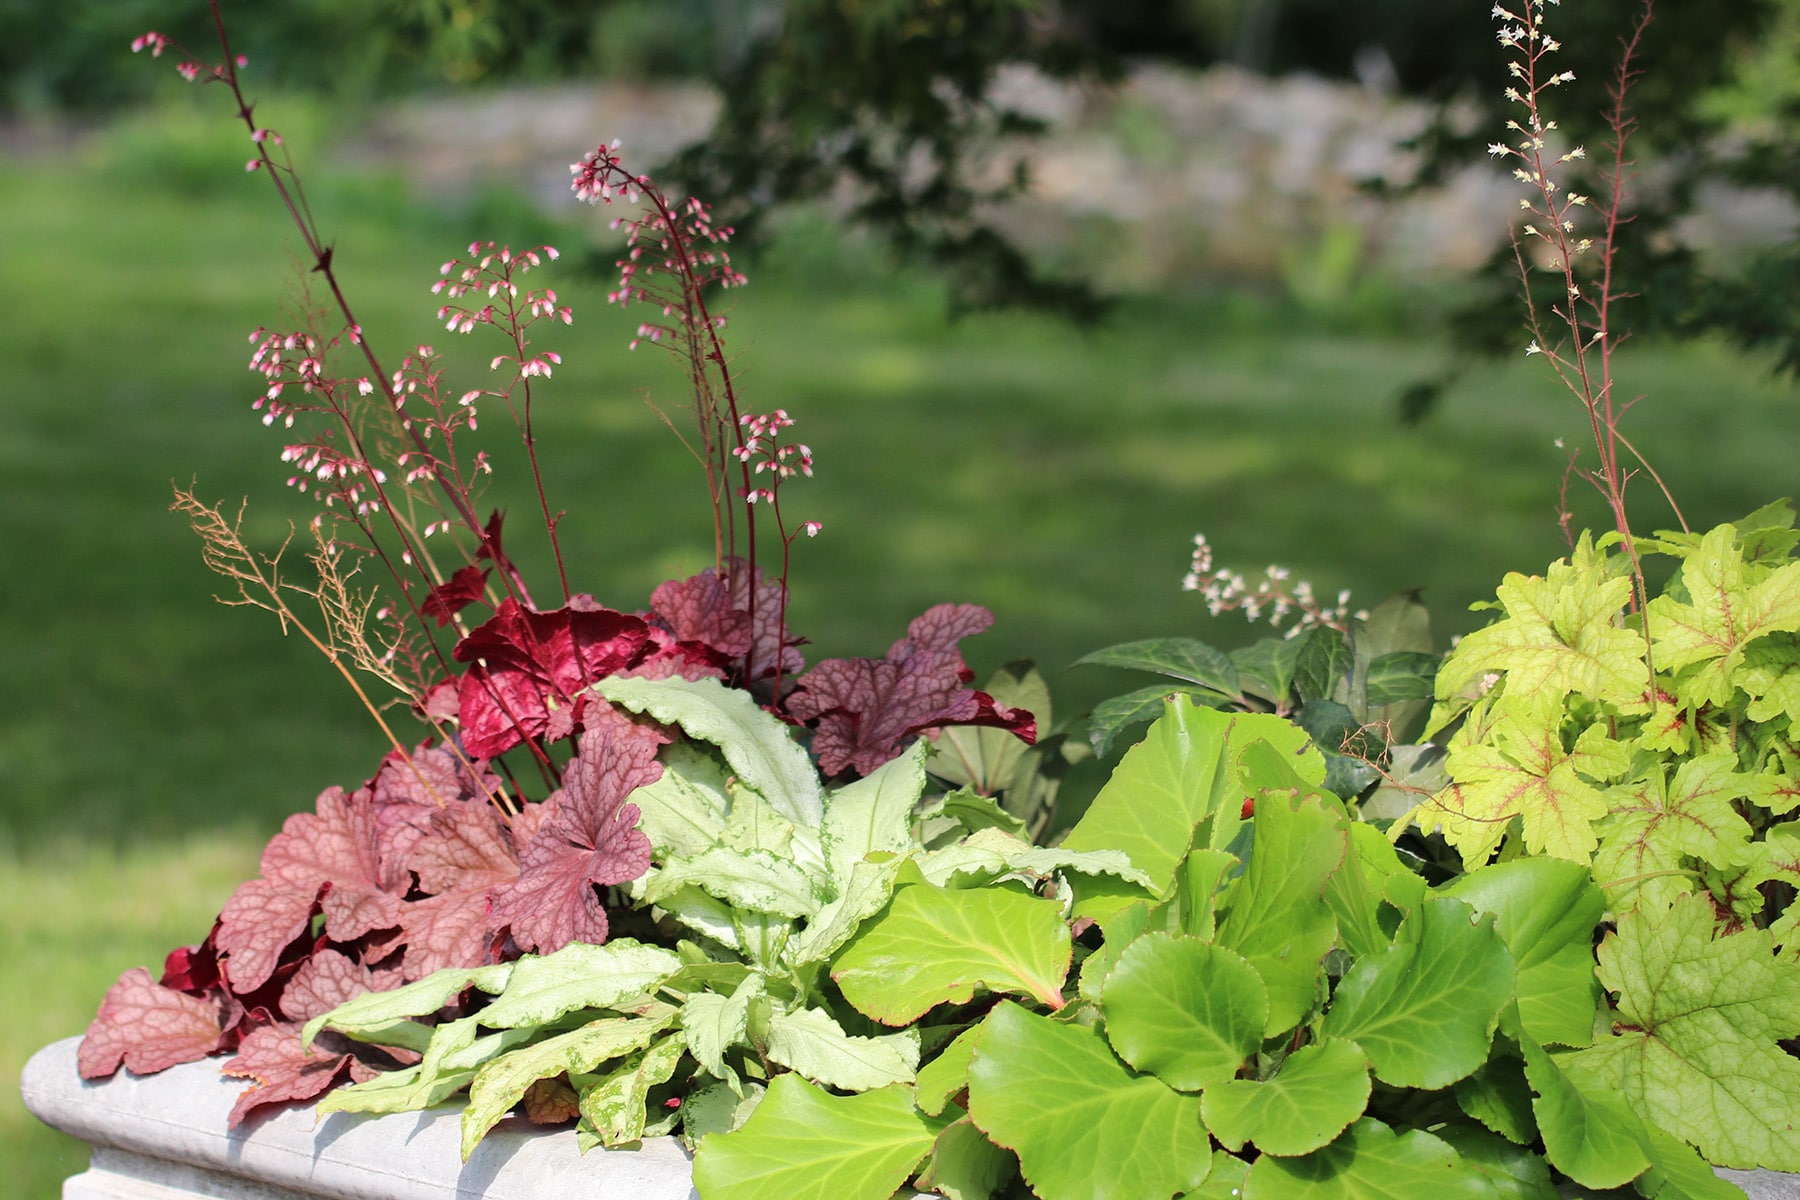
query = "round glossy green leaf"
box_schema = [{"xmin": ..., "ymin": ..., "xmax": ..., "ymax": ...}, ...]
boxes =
[
  {"xmin": 967, "ymin": 1002, "xmax": 1212, "ymax": 1200},
  {"xmin": 1320, "ymin": 896, "xmax": 1515, "ymax": 1089},
  {"xmin": 1519, "ymin": 1039, "xmax": 1650, "ymax": 1190},
  {"xmin": 1200, "ymin": 1038, "xmax": 1370, "ymax": 1156},
  {"xmin": 690, "ymin": 1075, "xmax": 945, "ymax": 1200},
  {"xmin": 1100, "ymin": 933, "xmax": 1267, "ymax": 1092},
  {"xmin": 1243, "ymin": 1117, "xmax": 1496, "ymax": 1199},
  {"xmin": 832, "ymin": 881, "xmax": 1071, "ymax": 1024}
]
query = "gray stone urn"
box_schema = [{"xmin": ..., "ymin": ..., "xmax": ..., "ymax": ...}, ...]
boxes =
[
  {"xmin": 21, "ymin": 1037, "xmax": 697, "ymax": 1199},
  {"xmin": 22, "ymin": 1034, "xmax": 1800, "ymax": 1200}
]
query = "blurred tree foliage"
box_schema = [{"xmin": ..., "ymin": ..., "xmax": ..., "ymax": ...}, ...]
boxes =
[{"xmin": 7, "ymin": 0, "xmax": 1795, "ymax": 387}]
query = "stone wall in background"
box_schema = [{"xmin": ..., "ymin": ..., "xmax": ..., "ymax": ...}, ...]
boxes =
[{"xmin": 347, "ymin": 63, "xmax": 1794, "ymax": 295}]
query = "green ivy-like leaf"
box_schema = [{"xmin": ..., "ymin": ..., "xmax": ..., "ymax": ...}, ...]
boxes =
[
  {"xmin": 1214, "ymin": 780, "xmax": 1346, "ymax": 1034},
  {"xmin": 832, "ymin": 874, "xmax": 1072, "ymax": 1024},
  {"xmin": 1200, "ymin": 1038, "xmax": 1371, "ymax": 1157},
  {"xmin": 1084, "ymin": 685, "xmax": 1223, "ymax": 760},
  {"xmin": 1563, "ymin": 895, "xmax": 1800, "ymax": 1170},
  {"xmin": 965, "ymin": 1003, "xmax": 1212, "ymax": 1200},
  {"xmin": 1437, "ymin": 858, "xmax": 1604, "ymax": 1048},
  {"xmin": 1242, "ymin": 1117, "xmax": 1496, "ymax": 1199},
  {"xmin": 1321, "ymin": 896, "xmax": 1515, "ymax": 1089},
  {"xmin": 1100, "ymin": 933, "xmax": 1268, "ymax": 1092},
  {"xmin": 690, "ymin": 1075, "xmax": 946, "ymax": 1200},
  {"xmin": 597, "ymin": 674, "xmax": 825, "ymax": 828}
]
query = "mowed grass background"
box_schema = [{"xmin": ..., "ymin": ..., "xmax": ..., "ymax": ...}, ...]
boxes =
[{"xmin": 4, "ymin": 99, "xmax": 1795, "ymax": 1192}]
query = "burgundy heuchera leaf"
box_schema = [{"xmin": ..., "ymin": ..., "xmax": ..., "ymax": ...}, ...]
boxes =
[
  {"xmin": 420, "ymin": 563, "xmax": 490, "ymax": 627},
  {"xmin": 454, "ymin": 597, "xmax": 652, "ymax": 757},
  {"xmin": 489, "ymin": 708, "xmax": 660, "ymax": 953},
  {"xmin": 787, "ymin": 602, "xmax": 1036, "ymax": 776},
  {"xmin": 79, "ymin": 968, "xmax": 225, "ymax": 1079}
]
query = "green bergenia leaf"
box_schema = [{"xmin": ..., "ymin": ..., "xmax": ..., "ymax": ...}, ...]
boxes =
[
  {"xmin": 965, "ymin": 1002, "xmax": 1213, "ymax": 1200},
  {"xmin": 1437, "ymin": 858, "xmax": 1604, "ymax": 1048},
  {"xmin": 1519, "ymin": 1039, "xmax": 1652, "ymax": 1190},
  {"xmin": 1242, "ymin": 1117, "xmax": 1496, "ymax": 1199},
  {"xmin": 1320, "ymin": 896, "xmax": 1515, "ymax": 1089},
  {"xmin": 690, "ymin": 1075, "xmax": 946, "ymax": 1200},
  {"xmin": 1563, "ymin": 894, "xmax": 1800, "ymax": 1170},
  {"xmin": 914, "ymin": 1024, "xmax": 984, "ymax": 1117},
  {"xmin": 1100, "ymin": 933, "xmax": 1268, "ymax": 1092},
  {"xmin": 1592, "ymin": 752, "xmax": 1755, "ymax": 915},
  {"xmin": 1200, "ymin": 1038, "xmax": 1371, "ymax": 1157},
  {"xmin": 1454, "ymin": 1052, "xmax": 1538, "ymax": 1145},
  {"xmin": 1213, "ymin": 774, "xmax": 1346, "ymax": 1035},
  {"xmin": 1059, "ymin": 697, "xmax": 1232, "ymax": 895},
  {"xmin": 1646, "ymin": 523, "xmax": 1800, "ymax": 708},
  {"xmin": 1430, "ymin": 689, "xmax": 1633, "ymax": 866},
  {"xmin": 1432, "ymin": 540, "xmax": 1646, "ymax": 712},
  {"xmin": 913, "ymin": 1113, "xmax": 1017, "ymax": 1200},
  {"xmin": 596, "ymin": 674, "xmax": 826, "ymax": 830},
  {"xmin": 832, "ymin": 872, "xmax": 1071, "ymax": 1024}
]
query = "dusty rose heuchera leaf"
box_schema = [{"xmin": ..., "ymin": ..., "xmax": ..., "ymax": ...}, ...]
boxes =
[
  {"xmin": 279, "ymin": 948, "xmax": 377, "ymax": 1023},
  {"xmin": 652, "ymin": 570, "xmax": 753, "ymax": 656},
  {"xmin": 489, "ymin": 709, "xmax": 659, "ymax": 953},
  {"xmin": 787, "ymin": 603, "xmax": 1036, "ymax": 776},
  {"xmin": 394, "ymin": 799, "xmax": 522, "ymax": 979},
  {"xmin": 221, "ymin": 1023, "xmax": 375, "ymax": 1128},
  {"xmin": 216, "ymin": 787, "xmax": 408, "ymax": 993},
  {"xmin": 454, "ymin": 597, "xmax": 652, "ymax": 757},
  {"xmin": 79, "ymin": 967, "xmax": 225, "ymax": 1079}
]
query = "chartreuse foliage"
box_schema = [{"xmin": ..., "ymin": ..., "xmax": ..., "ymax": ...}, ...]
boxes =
[{"xmin": 1406, "ymin": 505, "xmax": 1800, "ymax": 1175}]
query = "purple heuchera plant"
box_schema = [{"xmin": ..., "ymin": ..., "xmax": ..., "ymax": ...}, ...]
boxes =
[{"xmin": 82, "ymin": 14, "xmax": 1035, "ymax": 1124}]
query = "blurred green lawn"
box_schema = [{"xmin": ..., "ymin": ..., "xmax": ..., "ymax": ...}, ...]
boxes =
[{"xmin": 4, "ymin": 113, "xmax": 1795, "ymax": 1193}]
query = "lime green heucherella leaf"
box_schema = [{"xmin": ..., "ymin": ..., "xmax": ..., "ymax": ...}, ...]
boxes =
[
  {"xmin": 596, "ymin": 674, "xmax": 826, "ymax": 829},
  {"xmin": 1100, "ymin": 932, "xmax": 1268, "ymax": 1092},
  {"xmin": 1592, "ymin": 752, "xmax": 1756, "ymax": 915},
  {"xmin": 966, "ymin": 1003, "xmax": 1212, "ymax": 1200},
  {"xmin": 1646, "ymin": 523, "xmax": 1800, "ymax": 707},
  {"xmin": 1429, "ymin": 690, "xmax": 1633, "ymax": 866},
  {"xmin": 1214, "ymin": 770, "xmax": 1347, "ymax": 1035},
  {"xmin": 461, "ymin": 1014, "xmax": 672, "ymax": 1157},
  {"xmin": 1201, "ymin": 1038, "xmax": 1371, "ymax": 1157},
  {"xmin": 1432, "ymin": 541, "xmax": 1646, "ymax": 713},
  {"xmin": 1243, "ymin": 1117, "xmax": 1497, "ymax": 1199},
  {"xmin": 1563, "ymin": 894, "xmax": 1800, "ymax": 1171},
  {"xmin": 1321, "ymin": 896, "xmax": 1516, "ymax": 1089},
  {"xmin": 833, "ymin": 871, "xmax": 1072, "ymax": 1025},
  {"xmin": 690, "ymin": 1075, "xmax": 947, "ymax": 1200},
  {"xmin": 1437, "ymin": 858, "xmax": 1605, "ymax": 1048}
]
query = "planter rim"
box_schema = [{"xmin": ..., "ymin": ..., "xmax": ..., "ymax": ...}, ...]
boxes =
[
  {"xmin": 21, "ymin": 1036, "xmax": 699, "ymax": 1199},
  {"xmin": 22, "ymin": 1035, "xmax": 1800, "ymax": 1200}
]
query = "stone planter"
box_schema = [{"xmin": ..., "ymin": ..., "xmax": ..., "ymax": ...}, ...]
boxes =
[
  {"xmin": 21, "ymin": 1037, "xmax": 696, "ymax": 1199},
  {"xmin": 22, "ymin": 1034, "xmax": 1800, "ymax": 1200}
]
